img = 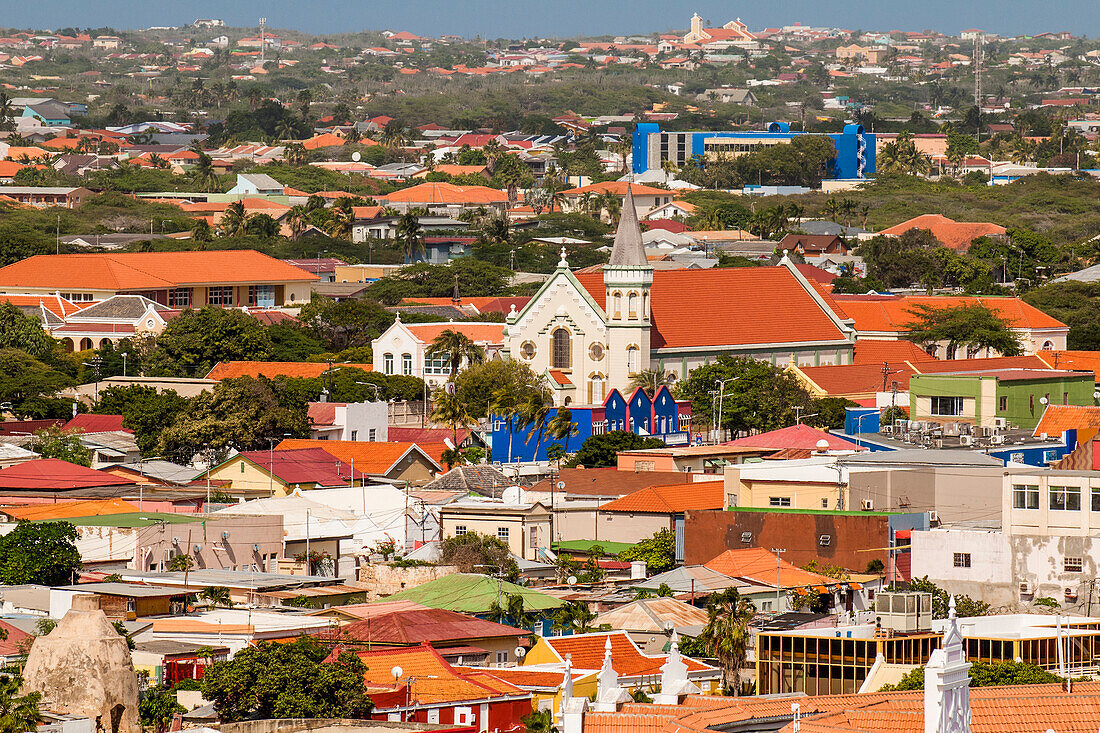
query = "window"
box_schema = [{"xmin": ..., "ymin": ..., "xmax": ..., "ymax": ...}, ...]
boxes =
[
  {"xmin": 350, "ymin": 431, "xmax": 358, "ymax": 441},
  {"xmin": 769, "ymin": 496, "xmax": 792, "ymax": 507},
  {"xmin": 999, "ymin": 396, "xmax": 1007, "ymax": 411},
  {"xmin": 627, "ymin": 346, "xmax": 639, "ymax": 373},
  {"xmin": 168, "ymin": 287, "xmax": 192, "ymax": 307},
  {"xmin": 1064, "ymin": 392, "xmax": 1070, "ymax": 405},
  {"xmin": 930, "ymin": 396, "xmax": 964, "ymax": 416},
  {"xmin": 1050, "ymin": 485, "xmax": 1081, "ymax": 511},
  {"xmin": 383, "ymin": 353, "xmax": 393, "ymax": 374},
  {"xmin": 740, "ymin": 531, "xmax": 752, "ymax": 543},
  {"xmin": 529, "ymin": 526, "xmax": 538, "ymax": 549},
  {"xmin": 207, "ymin": 286, "xmax": 234, "ymax": 306},
  {"xmin": 425, "ymin": 351, "xmax": 450, "ymax": 375},
  {"xmin": 368, "ymin": 428, "xmax": 377, "ymax": 441},
  {"xmin": 612, "ymin": 291, "xmax": 622, "ymax": 319},
  {"xmin": 1065, "ymin": 557, "xmax": 1084, "ymax": 573},
  {"xmin": 248, "ymin": 284, "xmax": 275, "ymax": 307},
  {"xmin": 953, "ymin": 553, "xmax": 971, "ymax": 568},
  {"xmin": 1013, "ymin": 485, "xmax": 1039, "ymax": 510},
  {"xmin": 495, "ymin": 651, "xmax": 509, "ymax": 665},
  {"xmin": 497, "ymin": 527, "xmax": 510, "ymax": 542},
  {"xmin": 727, "ymin": 493, "xmax": 738, "ymax": 507},
  {"xmin": 1092, "ymin": 487, "xmax": 1100, "ymax": 512},
  {"xmin": 821, "ymin": 498, "xmax": 829, "ymax": 509},
  {"xmin": 628, "ymin": 292, "xmax": 638, "ymax": 319},
  {"xmin": 401, "ymin": 353, "xmax": 413, "ymax": 376},
  {"xmin": 551, "ymin": 329, "xmax": 571, "ymax": 369},
  {"xmin": 453, "ymin": 525, "xmax": 468, "ymax": 537},
  {"xmin": 819, "ymin": 534, "xmax": 831, "ymax": 546},
  {"xmin": 520, "ymin": 341, "xmax": 536, "ymax": 360},
  {"xmin": 588, "ymin": 375, "xmax": 605, "ymax": 404},
  {"xmin": 588, "ymin": 342, "xmax": 605, "ymax": 361}
]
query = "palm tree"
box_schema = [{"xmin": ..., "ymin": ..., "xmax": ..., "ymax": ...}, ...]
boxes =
[
  {"xmin": 429, "ymin": 392, "xmax": 474, "ymax": 468},
  {"xmin": 630, "ymin": 367, "xmax": 673, "ymax": 397},
  {"xmin": 379, "ymin": 121, "xmax": 409, "ymax": 149},
  {"xmin": 395, "ymin": 211, "xmax": 425, "ymax": 263},
  {"xmin": 482, "ymin": 138, "xmax": 504, "ymax": 174},
  {"xmin": 546, "ymin": 408, "xmax": 579, "ymax": 458},
  {"xmin": 426, "ymin": 329, "xmax": 484, "ymax": 380},
  {"xmin": 275, "ymin": 117, "xmax": 300, "ymax": 141},
  {"xmin": 0, "ymin": 93, "xmax": 13, "ymax": 131},
  {"xmin": 199, "ymin": 586, "xmax": 234, "ymax": 608},
  {"xmin": 0, "ymin": 675, "xmax": 42, "ymax": 733},
  {"xmin": 521, "ymin": 709, "xmax": 558, "ymax": 733},
  {"xmin": 286, "ymin": 205, "xmax": 309, "ymax": 239},
  {"xmin": 191, "ymin": 151, "xmax": 220, "ymax": 193},
  {"xmin": 219, "ymin": 201, "xmax": 248, "ymax": 237},
  {"xmin": 599, "ymin": 190, "xmax": 622, "ymax": 224},
  {"xmin": 481, "ymin": 215, "xmax": 510, "ymax": 245},
  {"xmin": 325, "ymin": 201, "xmax": 354, "ymax": 240},
  {"xmin": 698, "ymin": 588, "xmax": 755, "ymax": 695},
  {"xmin": 611, "ymin": 137, "xmax": 632, "ymax": 174},
  {"xmin": 519, "ymin": 390, "xmax": 552, "ymax": 458}
]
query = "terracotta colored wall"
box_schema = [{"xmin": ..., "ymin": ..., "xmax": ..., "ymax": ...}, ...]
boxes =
[{"xmin": 684, "ymin": 509, "xmax": 890, "ymax": 572}]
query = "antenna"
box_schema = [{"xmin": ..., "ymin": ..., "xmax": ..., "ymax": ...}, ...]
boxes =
[{"xmin": 259, "ymin": 17, "xmax": 267, "ymax": 66}]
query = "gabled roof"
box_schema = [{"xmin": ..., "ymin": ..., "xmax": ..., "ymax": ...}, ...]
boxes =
[
  {"xmin": 64, "ymin": 414, "xmax": 128, "ymax": 434},
  {"xmin": 853, "ymin": 339, "xmax": 936, "ymax": 364},
  {"xmin": 878, "ymin": 214, "xmax": 1006, "ymax": 252},
  {"xmin": 205, "ymin": 361, "xmax": 373, "ymax": 380},
  {"xmin": 832, "ymin": 295, "xmax": 1067, "ymax": 332},
  {"xmin": 380, "ymin": 573, "xmax": 563, "ymax": 614},
  {"xmin": 574, "ymin": 267, "xmax": 850, "ymax": 350},
  {"xmin": 1034, "ymin": 404, "xmax": 1100, "ymax": 438},
  {"xmin": 401, "ymin": 321, "xmax": 506, "ymax": 344},
  {"xmin": 599, "ymin": 480, "xmax": 725, "ymax": 513},
  {"xmin": 276, "ymin": 439, "xmax": 442, "ymax": 475},
  {"xmin": 1037, "ymin": 350, "xmax": 1100, "ymax": 381},
  {"xmin": 529, "ymin": 468, "xmax": 693, "ymax": 497},
  {"xmin": 705, "ymin": 548, "xmax": 841, "ymax": 589},
  {"xmin": 0, "ymin": 458, "xmax": 135, "ymax": 491},
  {"xmin": 0, "ymin": 250, "xmax": 318, "ymax": 291},
  {"xmin": 232, "ymin": 447, "xmax": 363, "ymax": 486},
  {"xmin": 724, "ymin": 424, "xmax": 867, "ymax": 452},
  {"xmin": 538, "ymin": 631, "xmax": 714, "ymax": 676},
  {"xmin": 560, "ymin": 181, "xmax": 668, "ymax": 196},
  {"xmin": 337, "ymin": 607, "xmax": 527, "ymax": 645},
  {"xmin": 594, "ymin": 597, "xmax": 709, "ymax": 633},
  {"xmin": 0, "ymin": 497, "xmax": 138, "ymax": 520},
  {"xmin": 382, "ymin": 182, "xmax": 507, "ymax": 205},
  {"xmin": 423, "ymin": 464, "xmax": 511, "ymax": 496}
]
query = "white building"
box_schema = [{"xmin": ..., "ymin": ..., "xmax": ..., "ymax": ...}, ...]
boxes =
[
  {"xmin": 371, "ymin": 320, "xmax": 506, "ymax": 387},
  {"xmin": 307, "ymin": 400, "xmax": 388, "ymax": 442}
]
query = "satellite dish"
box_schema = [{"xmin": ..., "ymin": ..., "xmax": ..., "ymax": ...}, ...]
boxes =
[
  {"xmin": 514, "ymin": 647, "xmax": 526, "ymax": 659},
  {"xmin": 1039, "ymin": 396, "xmax": 1049, "ymax": 405},
  {"xmin": 567, "ymin": 575, "xmax": 578, "ymax": 585},
  {"xmin": 815, "ymin": 439, "xmax": 830, "ymax": 451},
  {"xmin": 351, "ymin": 151, "xmax": 361, "ymax": 162},
  {"xmin": 391, "ymin": 666, "xmax": 403, "ymax": 680}
]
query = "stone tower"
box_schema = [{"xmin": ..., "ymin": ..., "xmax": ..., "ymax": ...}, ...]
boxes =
[
  {"xmin": 22, "ymin": 594, "xmax": 140, "ymax": 733},
  {"xmin": 603, "ymin": 185, "xmax": 653, "ymax": 390}
]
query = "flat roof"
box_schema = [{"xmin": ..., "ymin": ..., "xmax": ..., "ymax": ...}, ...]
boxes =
[
  {"xmin": 37, "ymin": 512, "xmax": 204, "ymax": 527},
  {"xmin": 723, "ymin": 506, "xmax": 895, "ymax": 517},
  {"xmin": 57, "ymin": 583, "xmax": 189, "ymax": 597}
]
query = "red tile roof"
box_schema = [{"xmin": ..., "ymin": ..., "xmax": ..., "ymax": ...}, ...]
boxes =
[
  {"xmin": 402, "ymin": 322, "xmax": 506, "ymax": 344},
  {"xmin": 705, "ymin": 548, "xmax": 841, "ymax": 588},
  {"xmin": 600, "ymin": 480, "xmax": 725, "ymax": 513},
  {"xmin": 797, "ymin": 361, "xmax": 919, "ymax": 396},
  {"xmin": 0, "ymin": 459, "xmax": 134, "ymax": 491},
  {"xmin": 560, "ymin": 181, "xmax": 670, "ymax": 197},
  {"xmin": 911, "ymin": 355, "xmax": 1052, "ymax": 373},
  {"xmin": 575, "ymin": 267, "xmax": 849, "ymax": 349},
  {"xmin": 205, "ymin": 361, "xmax": 374, "ymax": 380},
  {"xmin": 832, "ymin": 294, "xmax": 1066, "ymax": 332},
  {"xmin": 0, "ymin": 251, "xmax": 318, "ymax": 291},
  {"xmin": 793, "ymin": 263, "xmax": 837, "ymax": 284},
  {"xmin": 529, "ymin": 468, "xmax": 692, "ymax": 497},
  {"xmin": 336, "ymin": 607, "xmax": 527, "ymax": 645},
  {"xmin": 64, "ymin": 414, "xmax": 128, "ymax": 434},
  {"xmin": 276, "ymin": 439, "xmax": 441, "ymax": 474},
  {"xmin": 880, "ymin": 214, "xmax": 1007, "ymax": 250},
  {"xmin": 724, "ymin": 424, "xmax": 866, "ymax": 452},
  {"xmin": 234, "ymin": 447, "xmax": 364, "ymax": 486},
  {"xmin": 0, "ymin": 497, "xmax": 139, "ymax": 520},
  {"xmin": 387, "ymin": 427, "xmax": 472, "ymax": 445}
]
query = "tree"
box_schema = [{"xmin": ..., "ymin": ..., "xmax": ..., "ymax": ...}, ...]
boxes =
[
  {"xmin": 0, "ymin": 675, "xmax": 41, "ymax": 733},
  {"xmin": 426, "ymin": 329, "xmax": 484, "ymax": 381},
  {"xmin": 199, "ymin": 586, "xmax": 234, "ymax": 608},
  {"xmin": 201, "ymin": 637, "xmax": 373, "ymax": 722},
  {"xmin": 139, "ymin": 686, "xmax": 185, "ymax": 733},
  {"xmin": 546, "ymin": 408, "xmax": 579, "ymax": 458},
  {"xmin": 191, "ymin": 151, "xmax": 220, "ymax": 193},
  {"xmin": 618, "ymin": 529, "xmax": 676, "ymax": 574},
  {"xmin": 903, "ymin": 303, "xmax": 1022, "ymax": 357},
  {"xmin": 880, "ymin": 661, "xmax": 1059, "ymax": 692},
  {"xmin": 439, "ymin": 531, "xmax": 517, "ymax": 578},
  {"xmin": 856, "ymin": 230, "xmax": 943, "ymax": 289},
  {"xmin": 567, "ymin": 431, "xmax": 665, "ymax": 469},
  {"xmin": 245, "ymin": 213, "xmax": 280, "ymax": 239},
  {"xmin": 395, "ymin": 212, "xmax": 425, "ymax": 263},
  {"xmin": 552, "ymin": 600, "xmax": 598, "ymax": 634},
  {"xmin": 167, "ymin": 554, "xmax": 194, "ymax": 572},
  {"xmin": 0, "ymin": 349, "xmax": 72, "ymax": 419},
  {"xmin": 457, "ymin": 360, "xmax": 545, "ymax": 420},
  {"xmin": 286, "ymin": 205, "xmax": 309, "ymax": 239},
  {"xmin": 521, "ymin": 709, "xmax": 559, "ymax": 733},
  {"xmin": 151, "ymin": 307, "xmax": 272, "ymax": 377},
  {"xmin": 0, "ymin": 303, "xmax": 54, "ymax": 358},
  {"xmin": 697, "ymin": 587, "xmax": 755, "ymax": 694},
  {"xmin": 430, "ymin": 392, "xmax": 474, "ymax": 468},
  {"xmin": 25, "ymin": 426, "xmax": 92, "ymax": 467},
  {"xmin": 219, "ymin": 201, "xmax": 248, "ymax": 237},
  {"xmin": 157, "ymin": 377, "xmax": 309, "ymax": 463},
  {"xmin": 297, "ymin": 297, "xmax": 395, "ymax": 351},
  {"xmin": 900, "ymin": 576, "xmax": 989, "ymax": 619},
  {"xmin": 0, "ymin": 521, "xmax": 81, "ymax": 586},
  {"xmin": 94, "ymin": 385, "xmax": 190, "ymax": 455},
  {"xmin": 629, "ymin": 367, "xmax": 674, "ymax": 398}
]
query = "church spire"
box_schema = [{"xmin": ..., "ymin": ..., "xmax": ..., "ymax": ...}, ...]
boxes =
[{"xmin": 608, "ymin": 185, "xmax": 648, "ymax": 268}]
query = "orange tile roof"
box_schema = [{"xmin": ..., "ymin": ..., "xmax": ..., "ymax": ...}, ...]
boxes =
[
  {"xmin": 797, "ymin": 361, "xmax": 919, "ymax": 396},
  {"xmin": 910, "ymin": 355, "xmax": 1052, "ymax": 374},
  {"xmin": 350, "ymin": 644, "xmax": 525, "ymax": 704},
  {"xmin": 560, "ymin": 181, "xmax": 669, "ymax": 196},
  {"xmin": 402, "ymin": 322, "xmax": 506, "ymax": 343},
  {"xmin": 0, "ymin": 497, "xmax": 139, "ymax": 520},
  {"xmin": 853, "ymin": 339, "xmax": 936, "ymax": 364},
  {"xmin": 540, "ymin": 632, "xmax": 713, "ymax": 677},
  {"xmin": 205, "ymin": 361, "xmax": 373, "ymax": 380},
  {"xmin": 587, "ymin": 711, "xmax": 681, "ymax": 733},
  {"xmin": 832, "ymin": 295, "xmax": 1067, "ymax": 332},
  {"xmin": 600, "ymin": 480, "xmax": 724, "ymax": 513},
  {"xmin": 1034, "ymin": 404, "xmax": 1100, "ymax": 438},
  {"xmin": 0, "ymin": 250, "xmax": 317, "ymax": 291},
  {"xmin": 276, "ymin": 439, "xmax": 441, "ymax": 474},
  {"xmin": 879, "ymin": 214, "xmax": 1006, "ymax": 252},
  {"xmin": 151, "ymin": 619, "xmax": 254, "ymax": 634},
  {"xmin": 0, "ymin": 160, "xmax": 28, "ymax": 177},
  {"xmin": 1038, "ymin": 350, "xmax": 1100, "ymax": 380},
  {"xmin": 2, "ymin": 146, "xmax": 49, "ymax": 160},
  {"xmin": 704, "ymin": 548, "xmax": 840, "ymax": 588},
  {"xmin": 575, "ymin": 267, "xmax": 849, "ymax": 350},
  {"xmin": 302, "ymin": 132, "xmax": 347, "ymax": 150},
  {"xmin": 0, "ymin": 293, "xmax": 82, "ymax": 318},
  {"xmin": 382, "ymin": 182, "xmax": 507, "ymax": 205}
]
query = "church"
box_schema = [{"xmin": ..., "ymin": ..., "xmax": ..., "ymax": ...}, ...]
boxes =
[{"xmin": 502, "ymin": 187, "xmax": 857, "ymax": 406}]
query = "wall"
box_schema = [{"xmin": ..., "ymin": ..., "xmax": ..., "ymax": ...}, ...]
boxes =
[
  {"xmin": 389, "ymin": 452, "xmax": 439, "ymax": 485},
  {"xmin": 684, "ymin": 509, "xmax": 890, "ymax": 570},
  {"xmin": 593, "ymin": 511, "xmax": 672, "ymax": 545},
  {"xmin": 138, "ymin": 515, "xmax": 284, "ymax": 573},
  {"xmin": 999, "ymin": 374, "xmax": 1095, "ymax": 430},
  {"xmin": 440, "ymin": 509, "xmax": 551, "ymax": 560},
  {"xmin": 908, "ymin": 375, "xmax": 987, "ymax": 426},
  {"xmin": 847, "ymin": 466, "xmax": 1003, "ymax": 522},
  {"xmin": 1004, "ymin": 470, "xmax": 1100, "ymax": 536},
  {"xmin": 357, "ymin": 563, "xmax": 459, "ymax": 597}
]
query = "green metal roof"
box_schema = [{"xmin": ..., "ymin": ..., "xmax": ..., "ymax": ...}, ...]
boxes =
[
  {"xmin": 378, "ymin": 572, "xmax": 564, "ymax": 614},
  {"xmin": 35, "ymin": 512, "xmax": 206, "ymax": 528},
  {"xmin": 724, "ymin": 506, "xmax": 895, "ymax": 517},
  {"xmin": 552, "ymin": 540, "xmax": 635, "ymax": 555}
]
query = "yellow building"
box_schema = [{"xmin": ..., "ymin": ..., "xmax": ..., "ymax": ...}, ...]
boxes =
[{"xmin": 199, "ymin": 447, "xmax": 365, "ymax": 496}]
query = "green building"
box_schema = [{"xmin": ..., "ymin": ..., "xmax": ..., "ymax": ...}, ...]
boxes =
[{"xmin": 909, "ymin": 369, "xmax": 1095, "ymax": 430}]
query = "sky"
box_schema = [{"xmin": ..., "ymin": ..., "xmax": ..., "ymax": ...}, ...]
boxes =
[{"xmin": 7, "ymin": 0, "xmax": 1097, "ymax": 39}]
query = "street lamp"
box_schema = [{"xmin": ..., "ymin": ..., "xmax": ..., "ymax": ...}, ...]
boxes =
[
  {"xmin": 356, "ymin": 381, "xmax": 382, "ymax": 400},
  {"xmin": 713, "ymin": 377, "xmax": 739, "ymax": 443},
  {"xmin": 121, "ymin": 352, "xmax": 128, "ymax": 378}
]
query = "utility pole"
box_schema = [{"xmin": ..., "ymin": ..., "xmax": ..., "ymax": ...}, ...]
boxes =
[
  {"xmin": 973, "ymin": 33, "xmax": 983, "ymax": 142},
  {"xmin": 771, "ymin": 548, "xmax": 787, "ymax": 612},
  {"xmin": 259, "ymin": 17, "xmax": 267, "ymax": 66}
]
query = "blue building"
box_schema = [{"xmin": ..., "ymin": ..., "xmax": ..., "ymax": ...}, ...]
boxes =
[
  {"xmin": 632, "ymin": 122, "xmax": 875, "ymax": 180},
  {"xmin": 491, "ymin": 386, "xmax": 691, "ymax": 463}
]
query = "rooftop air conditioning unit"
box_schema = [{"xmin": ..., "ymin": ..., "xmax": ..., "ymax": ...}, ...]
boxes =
[
  {"xmin": 994, "ymin": 417, "xmax": 1008, "ymax": 429},
  {"xmin": 960, "ymin": 435, "xmax": 974, "ymax": 446},
  {"xmin": 1019, "ymin": 579, "xmax": 1034, "ymax": 596},
  {"xmin": 990, "ymin": 434, "xmax": 1006, "ymax": 445},
  {"xmin": 928, "ymin": 511, "xmax": 939, "ymax": 524},
  {"xmin": 861, "ymin": 499, "xmax": 875, "ymax": 511},
  {"xmin": 1065, "ymin": 587, "xmax": 1079, "ymax": 600}
]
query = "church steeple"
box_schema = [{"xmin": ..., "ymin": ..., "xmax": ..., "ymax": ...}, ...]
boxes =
[{"xmin": 608, "ymin": 185, "xmax": 649, "ymax": 267}]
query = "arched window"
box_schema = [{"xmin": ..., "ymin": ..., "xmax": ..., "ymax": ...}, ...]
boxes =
[
  {"xmin": 612, "ymin": 291, "xmax": 622, "ymax": 319},
  {"xmin": 946, "ymin": 344, "xmax": 957, "ymax": 360},
  {"xmin": 1042, "ymin": 340, "xmax": 1055, "ymax": 351},
  {"xmin": 642, "ymin": 291, "xmax": 649, "ymax": 319},
  {"xmin": 402, "ymin": 353, "xmax": 413, "ymax": 375},
  {"xmin": 627, "ymin": 346, "xmax": 639, "ymax": 373},
  {"xmin": 383, "ymin": 353, "xmax": 394, "ymax": 374},
  {"xmin": 627, "ymin": 292, "xmax": 638, "ymax": 319},
  {"xmin": 589, "ymin": 374, "xmax": 605, "ymax": 404},
  {"xmin": 552, "ymin": 329, "xmax": 571, "ymax": 369}
]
